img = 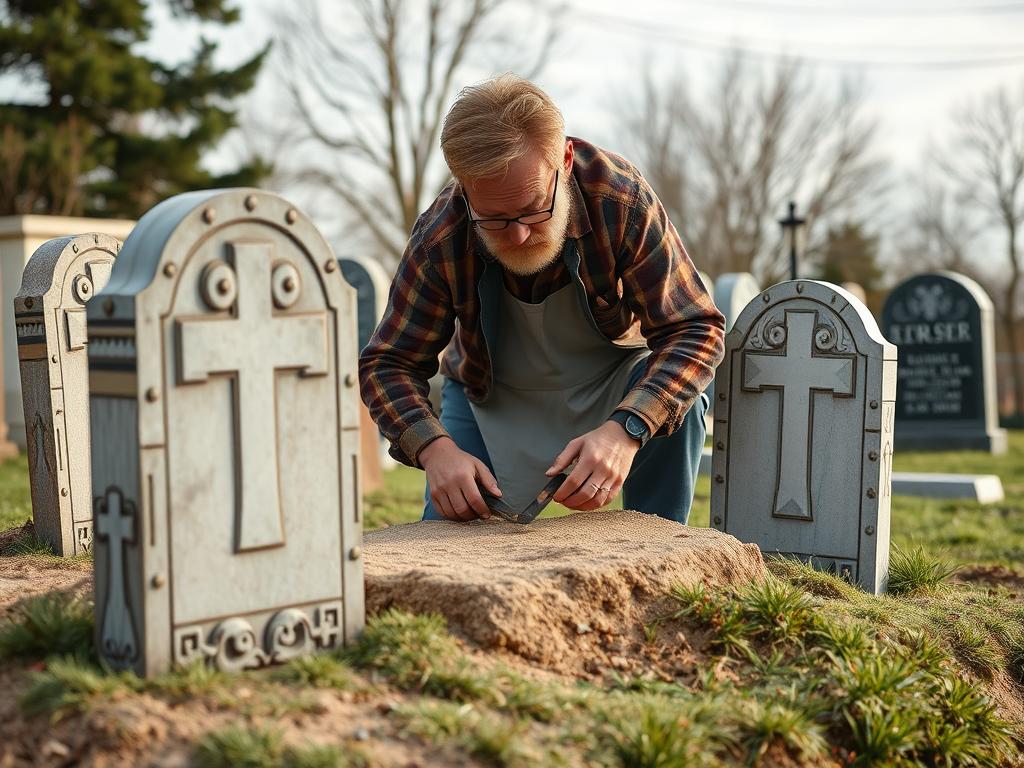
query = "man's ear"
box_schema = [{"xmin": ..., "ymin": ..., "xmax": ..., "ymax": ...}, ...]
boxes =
[{"xmin": 564, "ymin": 140, "xmax": 574, "ymax": 174}]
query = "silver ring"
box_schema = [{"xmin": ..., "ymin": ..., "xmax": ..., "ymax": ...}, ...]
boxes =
[{"xmin": 590, "ymin": 482, "xmax": 612, "ymax": 493}]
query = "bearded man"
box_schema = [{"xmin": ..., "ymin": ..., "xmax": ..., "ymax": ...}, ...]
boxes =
[{"xmin": 358, "ymin": 74, "xmax": 725, "ymax": 523}]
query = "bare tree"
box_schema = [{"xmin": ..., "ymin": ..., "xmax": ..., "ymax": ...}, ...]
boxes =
[
  {"xmin": 897, "ymin": 166, "xmax": 981, "ymax": 280},
  {"xmin": 271, "ymin": 0, "xmax": 560, "ymax": 266},
  {"xmin": 616, "ymin": 53, "xmax": 886, "ymax": 286},
  {"xmin": 943, "ymin": 83, "xmax": 1024, "ymax": 416}
]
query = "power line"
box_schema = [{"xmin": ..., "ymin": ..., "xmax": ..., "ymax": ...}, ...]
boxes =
[
  {"xmin": 673, "ymin": 0, "xmax": 1024, "ymax": 16},
  {"xmin": 573, "ymin": 7, "xmax": 1024, "ymax": 71}
]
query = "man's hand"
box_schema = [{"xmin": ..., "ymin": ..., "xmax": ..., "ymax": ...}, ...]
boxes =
[
  {"xmin": 546, "ymin": 421, "xmax": 640, "ymax": 511},
  {"xmin": 420, "ymin": 437, "xmax": 501, "ymax": 521}
]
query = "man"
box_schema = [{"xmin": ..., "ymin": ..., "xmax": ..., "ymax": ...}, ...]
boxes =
[{"xmin": 359, "ymin": 74, "xmax": 724, "ymax": 523}]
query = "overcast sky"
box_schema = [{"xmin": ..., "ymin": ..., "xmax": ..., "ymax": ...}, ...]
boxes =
[{"xmin": 161, "ymin": 0, "xmax": 1024, "ymax": 169}]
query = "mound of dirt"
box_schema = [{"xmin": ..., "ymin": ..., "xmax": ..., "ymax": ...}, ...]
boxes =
[
  {"xmin": 0, "ymin": 524, "xmax": 91, "ymax": 622},
  {"xmin": 363, "ymin": 510, "xmax": 766, "ymax": 674}
]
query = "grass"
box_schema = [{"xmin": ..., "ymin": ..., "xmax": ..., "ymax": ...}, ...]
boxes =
[
  {"xmin": 193, "ymin": 726, "xmax": 365, "ymax": 768},
  {"xmin": 3, "ymin": 434, "xmax": 1024, "ymax": 764}
]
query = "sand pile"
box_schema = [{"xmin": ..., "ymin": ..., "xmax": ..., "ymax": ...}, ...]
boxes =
[{"xmin": 363, "ymin": 509, "xmax": 766, "ymax": 674}]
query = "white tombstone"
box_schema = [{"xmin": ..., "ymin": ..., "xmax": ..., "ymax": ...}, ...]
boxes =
[
  {"xmin": 14, "ymin": 233, "xmax": 118, "ymax": 555},
  {"xmin": 89, "ymin": 190, "xmax": 363, "ymax": 677},
  {"xmin": 713, "ymin": 272, "xmax": 761, "ymax": 332},
  {"xmin": 710, "ymin": 281, "xmax": 897, "ymax": 594}
]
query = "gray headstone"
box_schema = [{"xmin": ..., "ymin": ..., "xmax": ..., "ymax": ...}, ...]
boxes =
[
  {"xmin": 339, "ymin": 255, "xmax": 390, "ymax": 351},
  {"xmin": 710, "ymin": 280, "xmax": 897, "ymax": 594},
  {"xmin": 881, "ymin": 272, "xmax": 1006, "ymax": 454},
  {"xmin": 88, "ymin": 189, "xmax": 364, "ymax": 677},
  {"xmin": 14, "ymin": 233, "xmax": 118, "ymax": 556}
]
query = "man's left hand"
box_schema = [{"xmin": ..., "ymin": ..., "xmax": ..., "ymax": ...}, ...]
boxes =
[{"xmin": 546, "ymin": 420, "xmax": 640, "ymax": 511}]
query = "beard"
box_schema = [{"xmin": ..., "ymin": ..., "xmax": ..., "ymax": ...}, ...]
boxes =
[{"xmin": 476, "ymin": 175, "xmax": 572, "ymax": 276}]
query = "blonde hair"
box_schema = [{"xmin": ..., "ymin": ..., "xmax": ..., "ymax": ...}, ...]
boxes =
[{"xmin": 440, "ymin": 74, "xmax": 565, "ymax": 181}]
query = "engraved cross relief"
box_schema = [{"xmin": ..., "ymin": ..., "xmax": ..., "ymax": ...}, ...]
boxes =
[
  {"xmin": 96, "ymin": 487, "xmax": 138, "ymax": 665},
  {"xmin": 177, "ymin": 242, "xmax": 328, "ymax": 552},
  {"xmin": 743, "ymin": 310, "xmax": 855, "ymax": 520}
]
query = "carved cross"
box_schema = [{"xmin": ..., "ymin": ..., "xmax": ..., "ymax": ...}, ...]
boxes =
[
  {"xmin": 743, "ymin": 311, "xmax": 855, "ymax": 520},
  {"xmin": 96, "ymin": 487, "xmax": 138, "ymax": 665},
  {"xmin": 177, "ymin": 242, "xmax": 328, "ymax": 552}
]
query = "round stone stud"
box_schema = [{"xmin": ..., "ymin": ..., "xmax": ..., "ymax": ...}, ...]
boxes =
[
  {"xmin": 151, "ymin": 574, "xmax": 166, "ymax": 589},
  {"xmin": 866, "ymin": 488, "xmax": 877, "ymax": 499},
  {"xmin": 864, "ymin": 525, "xmax": 875, "ymax": 536},
  {"xmin": 713, "ymin": 516, "xmax": 723, "ymax": 525},
  {"xmin": 145, "ymin": 387, "xmax": 160, "ymax": 403},
  {"xmin": 163, "ymin": 262, "xmax": 178, "ymax": 278},
  {"xmin": 244, "ymin": 194, "xmax": 258, "ymax": 211},
  {"xmin": 200, "ymin": 260, "xmax": 237, "ymax": 311},
  {"xmin": 72, "ymin": 274, "xmax": 93, "ymax": 303},
  {"xmin": 349, "ymin": 546, "xmax": 362, "ymax": 561},
  {"xmin": 324, "ymin": 259, "xmax": 337, "ymax": 273},
  {"xmin": 868, "ymin": 450, "xmax": 878, "ymax": 461},
  {"xmin": 285, "ymin": 208, "xmax": 298, "ymax": 225},
  {"xmin": 344, "ymin": 373, "xmax": 356, "ymax": 387},
  {"xmin": 271, "ymin": 261, "xmax": 301, "ymax": 309},
  {"xmin": 202, "ymin": 207, "xmax": 216, "ymax": 224}
]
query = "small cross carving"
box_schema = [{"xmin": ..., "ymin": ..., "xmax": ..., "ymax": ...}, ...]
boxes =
[{"xmin": 96, "ymin": 486, "xmax": 138, "ymax": 666}]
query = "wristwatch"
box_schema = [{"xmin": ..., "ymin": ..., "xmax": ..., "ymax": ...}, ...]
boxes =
[{"xmin": 609, "ymin": 410, "xmax": 650, "ymax": 449}]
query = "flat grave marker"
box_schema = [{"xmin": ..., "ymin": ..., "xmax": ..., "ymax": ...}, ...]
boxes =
[
  {"xmin": 89, "ymin": 189, "xmax": 363, "ymax": 676},
  {"xmin": 710, "ymin": 280, "xmax": 897, "ymax": 594}
]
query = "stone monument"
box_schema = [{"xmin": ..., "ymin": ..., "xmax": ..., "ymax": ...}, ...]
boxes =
[
  {"xmin": 881, "ymin": 272, "xmax": 1006, "ymax": 454},
  {"xmin": 14, "ymin": 233, "xmax": 119, "ymax": 556},
  {"xmin": 710, "ymin": 280, "xmax": 897, "ymax": 594},
  {"xmin": 713, "ymin": 272, "xmax": 761, "ymax": 332},
  {"xmin": 89, "ymin": 189, "xmax": 364, "ymax": 677},
  {"xmin": 340, "ymin": 254, "xmax": 393, "ymax": 482}
]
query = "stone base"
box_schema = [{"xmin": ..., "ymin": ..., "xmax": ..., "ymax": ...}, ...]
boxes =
[
  {"xmin": 894, "ymin": 427, "xmax": 1008, "ymax": 455},
  {"xmin": 891, "ymin": 472, "xmax": 1005, "ymax": 503},
  {"xmin": 362, "ymin": 510, "xmax": 766, "ymax": 673}
]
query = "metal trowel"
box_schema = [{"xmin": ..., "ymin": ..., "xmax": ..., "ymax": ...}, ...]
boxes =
[{"xmin": 481, "ymin": 473, "xmax": 568, "ymax": 524}]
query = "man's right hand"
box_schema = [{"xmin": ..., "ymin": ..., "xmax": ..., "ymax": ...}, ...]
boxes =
[{"xmin": 419, "ymin": 437, "xmax": 501, "ymax": 521}]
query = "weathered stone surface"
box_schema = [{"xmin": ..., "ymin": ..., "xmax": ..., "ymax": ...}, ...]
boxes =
[
  {"xmin": 88, "ymin": 189, "xmax": 363, "ymax": 677},
  {"xmin": 14, "ymin": 233, "xmax": 118, "ymax": 556},
  {"xmin": 363, "ymin": 509, "xmax": 766, "ymax": 671},
  {"xmin": 710, "ymin": 280, "xmax": 897, "ymax": 594},
  {"xmin": 881, "ymin": 272, "xmax": 1006, "ymax": 454}
]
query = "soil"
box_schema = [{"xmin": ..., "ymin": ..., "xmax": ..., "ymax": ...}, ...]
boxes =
[{"xmin": 363, "ymin": 509, "xmax": 767, "ymax": 677}]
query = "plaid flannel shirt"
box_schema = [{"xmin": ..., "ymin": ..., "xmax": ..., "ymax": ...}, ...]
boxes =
[{"xmin": 359, "ymin": 138, "xmax": 725, "ymax": 467}]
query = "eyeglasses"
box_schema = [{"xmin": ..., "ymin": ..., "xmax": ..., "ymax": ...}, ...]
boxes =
[{"xmin": 465, "ymin": 170, "xmax": 559, "ymax": 231}]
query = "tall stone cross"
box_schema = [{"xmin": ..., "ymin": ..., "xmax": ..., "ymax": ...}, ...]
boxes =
[
  {"xmin": 178, "ymin": 241, "xmax": 328, "ymax": 551},
  {"xmin": 96, "ymin": 486, "xmax": 138, "ymax": 665},
  {"xmin": 743, "ymin": 310, "xmax": 855, "ymax": 520}
]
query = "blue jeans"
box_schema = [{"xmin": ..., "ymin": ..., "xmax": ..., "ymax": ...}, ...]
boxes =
[{"xmin": 422, "ymin": 361, "xmax": 709, "ymax": 524}]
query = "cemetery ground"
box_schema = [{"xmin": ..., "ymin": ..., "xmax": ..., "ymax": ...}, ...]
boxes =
[{"xmin": 2, "ymin": 442, "xmax": 1024, "ymax": 766}]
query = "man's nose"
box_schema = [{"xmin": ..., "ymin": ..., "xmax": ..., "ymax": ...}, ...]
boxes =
[{"xmin": 506, "ymin": 221, "xmax": 531, "ymax": 245}]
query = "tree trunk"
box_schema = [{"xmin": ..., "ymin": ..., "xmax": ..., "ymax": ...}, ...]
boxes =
[{"xmin": 1005, "ymin": 226, "xmax": 1024, "ymax": 418}]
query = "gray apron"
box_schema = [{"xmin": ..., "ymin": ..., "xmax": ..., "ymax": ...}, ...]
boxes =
[{"xmin": 470, "ymin": 244, "xmax": 650, "ymax": 512}]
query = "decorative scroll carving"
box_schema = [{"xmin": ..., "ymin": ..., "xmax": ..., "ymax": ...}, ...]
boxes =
[{"xmin": 173, "ymin": 601, "xmax": 344, "ymax": 671}]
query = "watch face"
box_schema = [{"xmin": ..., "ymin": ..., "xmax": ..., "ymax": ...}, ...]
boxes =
[{"xmin": 625, "ymin": 414, "xmax": 645, "ymax": 437}]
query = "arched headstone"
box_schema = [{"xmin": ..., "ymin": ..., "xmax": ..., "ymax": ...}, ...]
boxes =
[
  {"xmin": 89, "ymin": 190, "xmax": 363, "ymax": 677},
  {"xmin": 710, "ymin": 280, "xmax": 897, "ymax": 594},
  {"xmin": 713, "ymin": 272, "xmax": 761, "ymax": 332},
  {"xmin": 881, "ymin": 272, "xmax": 1006, "ymax": 454},
  {"xmin": 340, "ymin": 254, "xmax": 397, "ymax": 478},
  {"xmin": 14, "ymin": 233, "xmax": 118, "ymax": 555}
]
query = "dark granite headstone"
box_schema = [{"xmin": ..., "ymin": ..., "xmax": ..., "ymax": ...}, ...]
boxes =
[
  {"xmin": 339, "ymin": 256, "xmax": 389, "ymax": 351},
  {"xmin": 881, "ymin": 272, "xmax": 1006, "ymax": 454}
]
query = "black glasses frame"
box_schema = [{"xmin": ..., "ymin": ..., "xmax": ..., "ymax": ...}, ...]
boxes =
[{"xmin": 465, "ymin": 170, "xmax": 559, "ymax": 231}]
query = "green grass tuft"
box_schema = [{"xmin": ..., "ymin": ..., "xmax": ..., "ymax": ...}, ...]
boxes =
[
  {"xmin": 271, "ymin": 653, "xmax": 361, "ymax": 691},
  {"xmin": 193, "ymin": 726, "xmax": 361, "ymax": 768},
  {"xmin": 19, "ymin": 656, "xmax": 139, "ymax": 717},
  {"xmin": 888, "ymin": 545, "xmax": 960, "ymax": 595},
  {"xmin": 0, "ymin": 593, "xmax": 94, "ymax": 660}
]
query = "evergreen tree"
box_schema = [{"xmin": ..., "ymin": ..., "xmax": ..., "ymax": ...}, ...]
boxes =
[
  {"xmin": 816, "ymin": 221, "xmax": 883, "ymax": 292},
  {"xmin": 0, "ymin": 0, "xmax": 269, "ymax": 218}
]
